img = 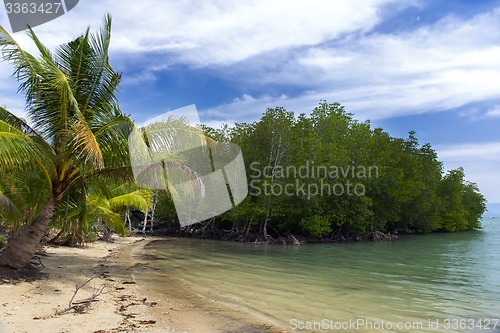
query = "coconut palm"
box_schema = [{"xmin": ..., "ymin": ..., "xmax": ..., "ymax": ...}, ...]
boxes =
[
  {"xmin": 0, "ymin": 16, "xmax": 135, "ymax": 269},
  {"xmin": 49, "ymin": 181, "xmax": 152, "ymax": 245},
  {"xmin": 0, "ymin": 167, "xmax": 50, "ymax": 235}
]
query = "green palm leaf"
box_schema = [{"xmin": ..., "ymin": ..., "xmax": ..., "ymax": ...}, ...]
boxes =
[{"xmin": 0, "ymin": 119, "xmax": 53, "ymax": 174}]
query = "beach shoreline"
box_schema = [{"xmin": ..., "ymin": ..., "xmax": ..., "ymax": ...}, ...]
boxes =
[
  {"xmin": 130, "ymin": 239, "xmax": 285, "ymax": 333},
  {"xmin": 0, "ymin": 237, "xmax": 284, "ymax": 333},
  {"xmin": 0, "ymin": 237, "xmax": 166, "ymax": 333}
]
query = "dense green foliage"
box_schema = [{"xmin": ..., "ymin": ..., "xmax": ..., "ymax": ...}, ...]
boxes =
[
  {"xmin": 201, "ymin": 102, "xmax": 486, "ymax": 240},
  {"xmin": 0, "ymin": 14, "xmax": 487, "ymax": 259}
]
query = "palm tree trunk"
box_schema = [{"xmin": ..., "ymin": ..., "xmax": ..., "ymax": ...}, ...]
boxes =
[{"xmin": 0, "ymin": 198, "xmax": 56, "ymax": 269}]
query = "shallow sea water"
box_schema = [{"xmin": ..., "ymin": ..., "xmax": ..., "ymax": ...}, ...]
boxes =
[{"xmin": 137, "ymin": 218, "xmax": 500, "ymax": 332}]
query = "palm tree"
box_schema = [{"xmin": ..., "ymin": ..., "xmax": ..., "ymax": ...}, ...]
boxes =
[
  {"xmin": 0, "ymin": 16, "xmax": 134, "ymax": 269},
  {"xmin": 50, "ymin": 182, "xmax": 152, "ymax": 245},
  {"xmin": 0, "ymin": 167, "xmax": 50, "ymax": 235},
  {"xmin": 89, "ymin": 183, "xmax": 152, "ymax": 241}
]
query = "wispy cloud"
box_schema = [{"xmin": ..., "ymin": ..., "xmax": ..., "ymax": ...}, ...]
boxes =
[
  {"xmin": 459, "ymin": 104, "xmax": 500, "ymax": 120},
  {"xmin": 0, "ymin": 0, "xmax": 405, "ymax": 114},
  {"xmin": 485, "ymin": 105, "xmax": 500, "ymax": 118},
  {"xmin": 436, "ymin": 142, "xmax": 500, "ymax": 203},
  {"xmin": 436, "ymin": 142, "xmax": 500, "ymax": 161},
  {"xmin": 0, "ymin": 0, "xmax": 401, "ymax": 60},
  {"xmin": 200, "ymin": 8, "xmax": 500, "ymax": 121}
]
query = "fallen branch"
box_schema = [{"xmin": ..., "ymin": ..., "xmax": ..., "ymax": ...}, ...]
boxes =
[{"xmin": 56, "ymin": 276, "xmax": 107, "ymax": 315}]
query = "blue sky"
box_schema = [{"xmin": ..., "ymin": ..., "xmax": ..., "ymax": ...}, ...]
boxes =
[{"xmin": 0, "ymin": 0, "xmax": 499, "ymax": 204}]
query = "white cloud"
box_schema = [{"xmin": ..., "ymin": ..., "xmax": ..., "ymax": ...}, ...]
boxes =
[
  {"xmin": 200, "ymin": 65, "xmax": 500, "ymax": 122},
  {"xmin": 2, "ymin": 1, "xmax": 500, "ymax": 122},
  {"xmin": 0, "ymin": 0, "xmax": 400, "ymax": 61},
  {"xmin": 437, "ymin": 142, "xmax": 500, "ymax": 160},
  {"xmin": 222, "ymin": 8, "xmax": 500, "ymax": 120},
  {"xmin": 121, "ymin": 71, "xmax": 158, "ymax": 86},
  {"xmin": 485, "ymin": 105, "xmax": 500, "ymax": 118},
  {"xmin": 436, "ymin": 142, "xmax": 500, "ymax": 203},
  {"xmin": 0, "ymin": 0, "xmax": 406, "ymax": 118},
  {"xmin": 183, "ymin": 9, "xmax": 500, "ymax": 119},
  {"xmin": 459, "ymin": 105, "xmax": 500, "ymax": 120}
]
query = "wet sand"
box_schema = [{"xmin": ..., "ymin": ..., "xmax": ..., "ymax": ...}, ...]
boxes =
[{"xmin": 127, "ymin": 239, "xmax": 285, "ymax": 333}]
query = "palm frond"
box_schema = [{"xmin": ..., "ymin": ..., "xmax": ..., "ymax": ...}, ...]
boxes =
[
  {"xmin": 71, "ymin": 119, "xmax": 104, "ymax": 168},
  {"xmin": 83, "ymin": 166, "xmax": 135, "ymax": 188},
  {"xmin": 0, "ymin": 168, "xmax": 50, "ymax": 231},
  {"xmin": 0, "ymin": 106, "xmax": 35, "ymax": 134},
  {"xmin": 108, "ymin": 191, "xmax": 151, "ymax": 212},
  {"xmin": 93, "ymin": 107, "xmax": 134, "ymax": 168},
  {"xmin": 80, "ymin": 15, "xmax": 120, "ymax": 117},
  {"xmin": 0, "ymin": 25, "xmax": 44, "ymax": 99},
  {"xmin": 142, "ymin": 116, "xmax": 214, "ymax": 154},
  {"xmin": 0, "ymin": 105, "xmax": 54, "ymax": 154},
  {"xmin": 0, "ymin": 192, "xmax": 23, "ymax": 224},
  {"xmin": 0, "ymin": 120, "xmax": 53, "ymax": 173}
]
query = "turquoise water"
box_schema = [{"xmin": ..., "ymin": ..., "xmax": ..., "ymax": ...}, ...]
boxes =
[{"xmin": 139, "ymin": 219, "xmax": 500, "ymax": 332}]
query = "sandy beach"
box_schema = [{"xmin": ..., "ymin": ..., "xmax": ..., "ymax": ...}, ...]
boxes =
[
  {"xmin": 0, "ymin": 237, "xmax": 283, "ymax": 333},
  {"xmin": 0, "ymin": 237, "xmax": 165, "ymax": 333}
]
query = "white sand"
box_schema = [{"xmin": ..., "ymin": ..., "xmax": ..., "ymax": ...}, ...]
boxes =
[{"xmin": 0, "ymin": 237, "xmax": 166, "ymax": 333}]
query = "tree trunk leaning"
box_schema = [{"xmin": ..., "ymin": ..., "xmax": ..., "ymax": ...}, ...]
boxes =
[{"xmin": 0, "ymin": 198, "xmax": 56, "ymax": 269}]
